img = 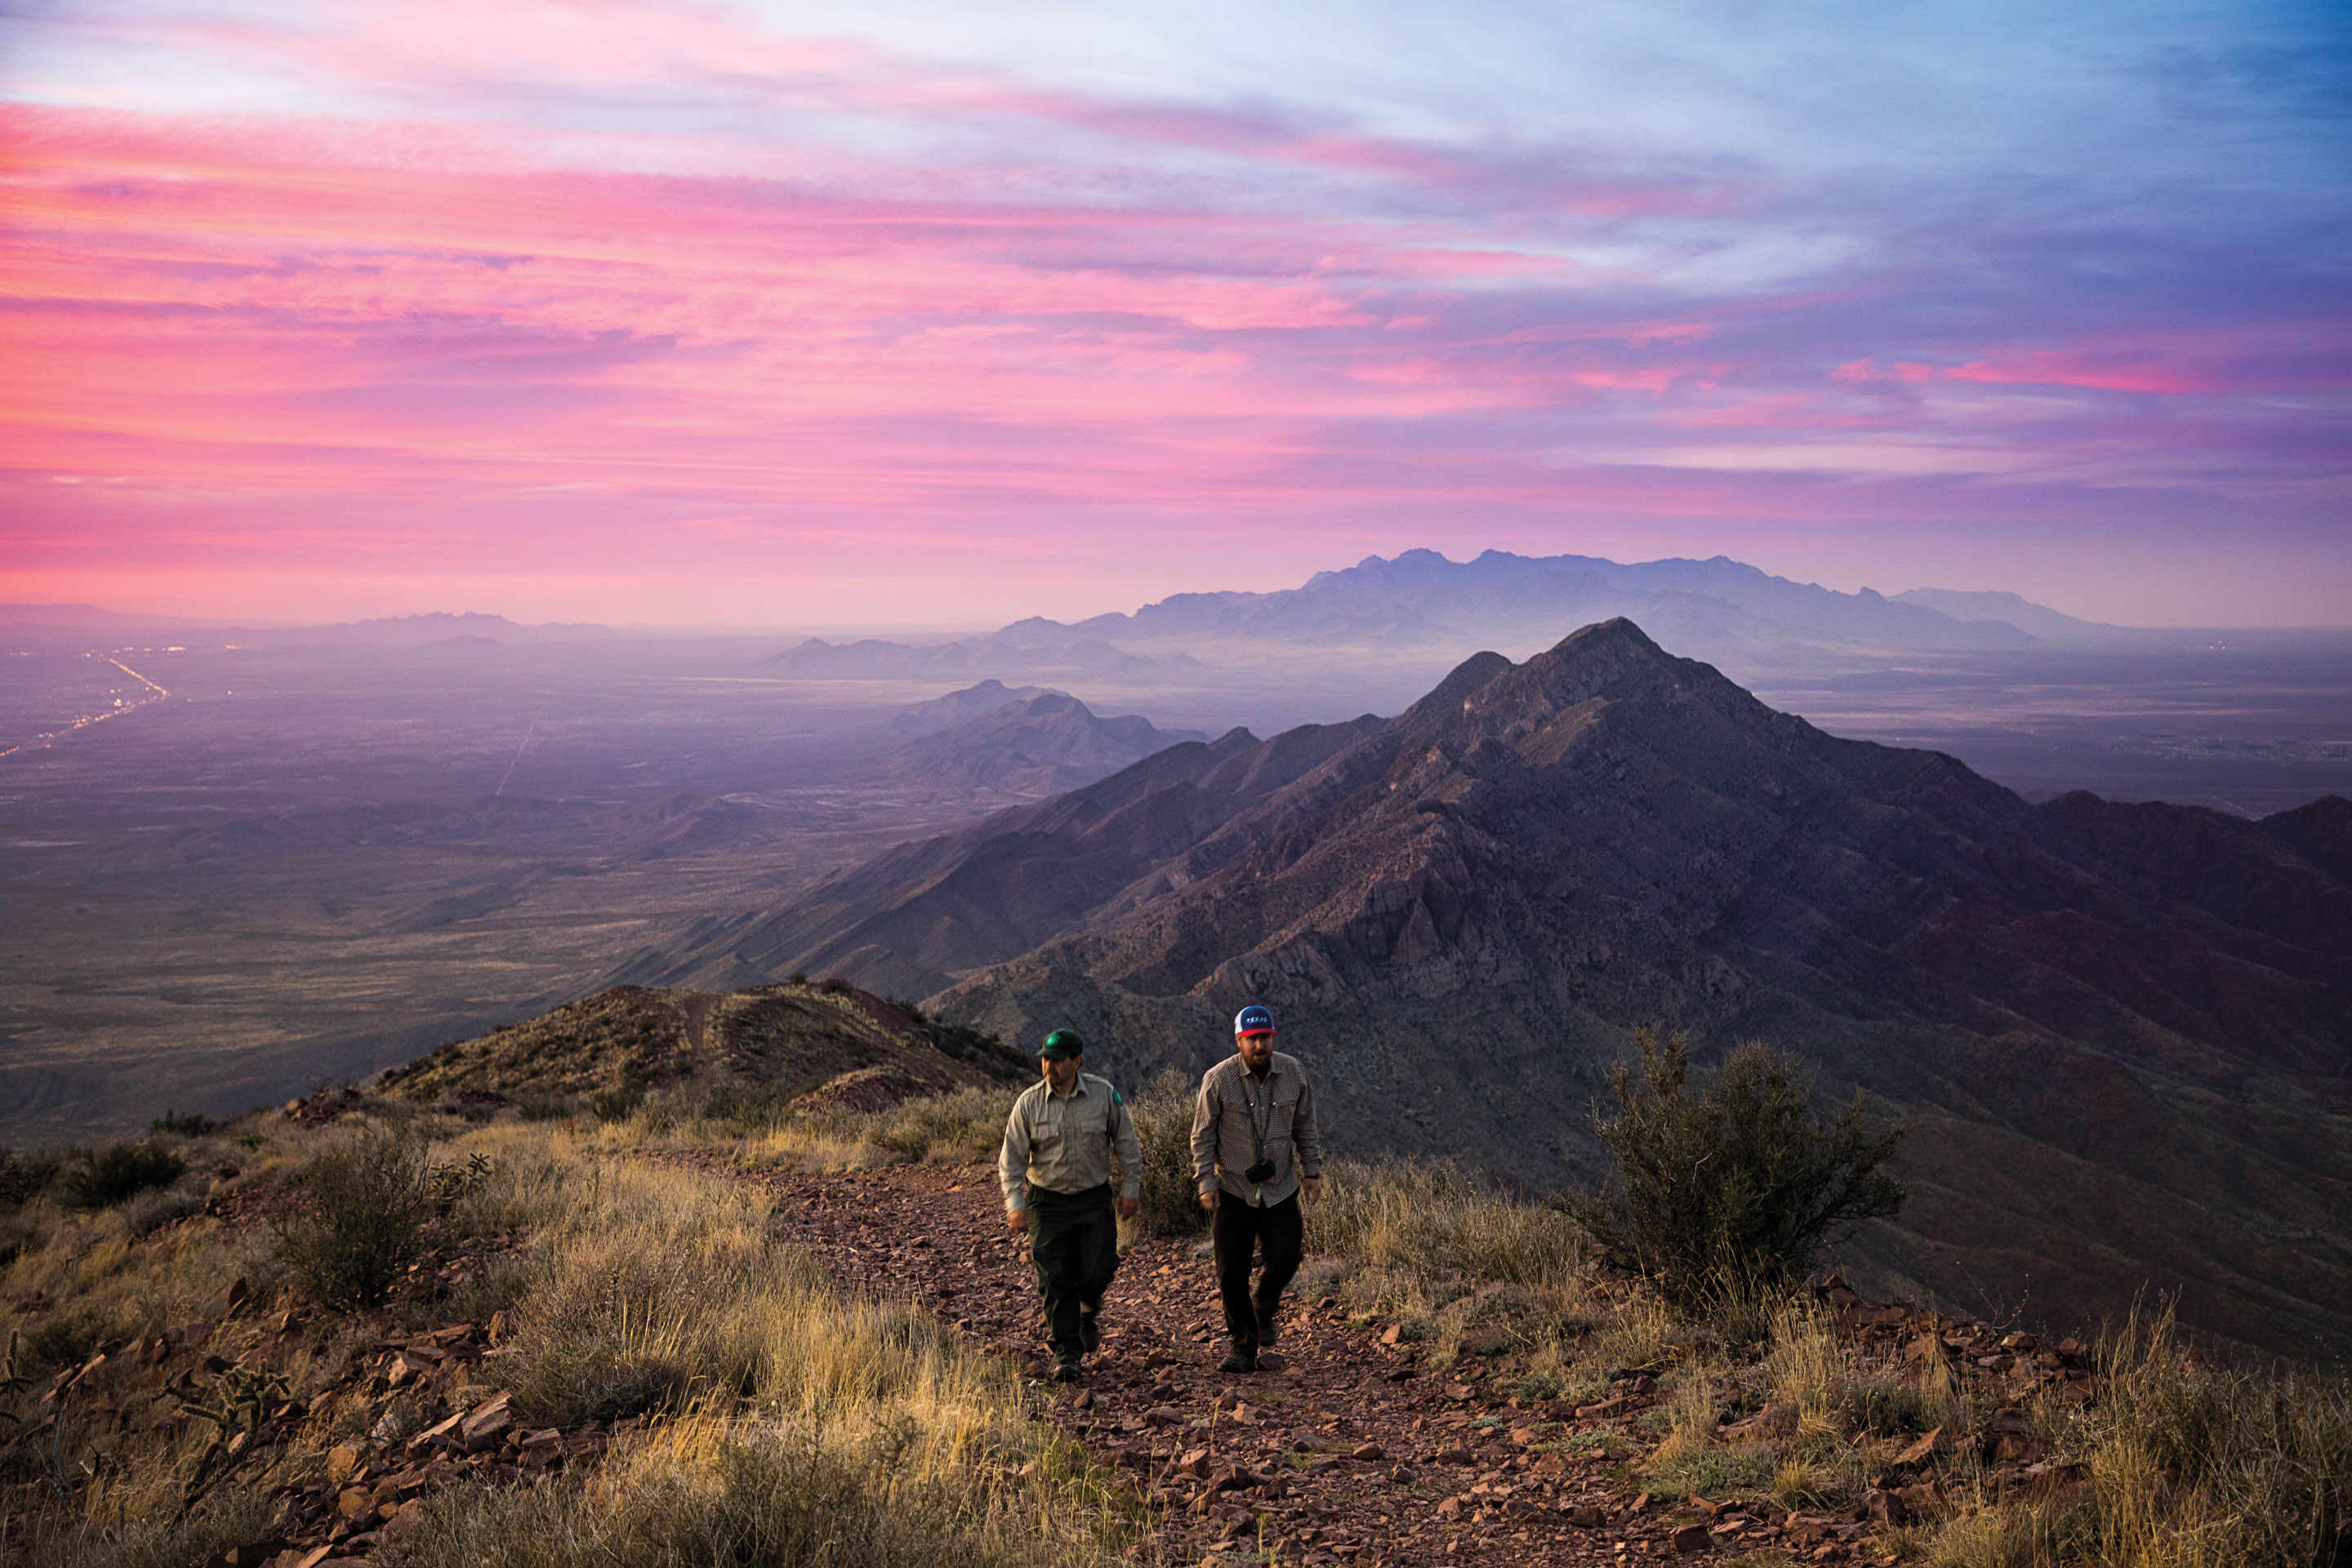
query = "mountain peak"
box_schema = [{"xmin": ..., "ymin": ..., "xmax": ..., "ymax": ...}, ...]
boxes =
[
  {"xmin": 1552, "ymin": 614, "xmax": 1665, "ymax": 656},
  {"xmin": 1503, "ymin": 617, "xmax": 1710, "ymax": 704},
  {"xmin": 1405, "ymin": 648, "xmax": 1514, "ymax": 718}
]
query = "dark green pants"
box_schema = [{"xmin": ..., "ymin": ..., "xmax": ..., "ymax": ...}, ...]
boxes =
[{"xmin": 1027, "ymin": 1182, "xmax": 1119, "ymax": 1365}]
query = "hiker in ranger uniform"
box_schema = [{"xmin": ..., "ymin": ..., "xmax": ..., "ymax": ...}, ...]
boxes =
[
  {"xmin": 1192, "ymin": 1004, "xmax": 1323, "ymax": 1374},
  {"xmin": 999, "ymin": 1029, "xmax": 1141, "ymax": 1383}
]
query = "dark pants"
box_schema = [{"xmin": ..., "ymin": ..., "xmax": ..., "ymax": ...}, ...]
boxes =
[
  {"xmin": 1212, "ymin": 1192, "xmax": 1303, "ymax": 1354},
  {"xmin": 1027, "ymin": 1183, "xmax": 1120, "ymax": 1365}
]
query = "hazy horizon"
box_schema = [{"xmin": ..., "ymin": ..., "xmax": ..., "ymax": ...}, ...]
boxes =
[{"xmin": 15, "ymin": 548, "xmax": 2352, "ymax": 636}]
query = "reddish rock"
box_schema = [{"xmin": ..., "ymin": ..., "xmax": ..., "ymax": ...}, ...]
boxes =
[
  {"xmin": 1720, "ymin": 1402, "xmax": 1788, "ymax": 1443},
  {"xmin": 1891, "ymin": 1426, "xmax": 1951, "ymax": 1468},
  {"xmin": 459, "ymin": 1392, "xmax": 514, "ymax": 1454}
]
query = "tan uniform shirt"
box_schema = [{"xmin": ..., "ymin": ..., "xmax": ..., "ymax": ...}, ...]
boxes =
[
  {"xmin": 998, "ymin": 1072, "xmax": 1143, "ymax": 1212},
  {"xmin": 1191, "ymin": 1052, "xmax": 1322, "ymax": 1208}
]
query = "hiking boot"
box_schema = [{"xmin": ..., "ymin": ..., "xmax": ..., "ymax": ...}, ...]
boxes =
[
  {"xmin": 1219, "ymin": 1350, "xmax": 1258, "ymax": 1375},
  {"xmin": 1054, "ymin": 1361, "xmax": 1084, "ymax": 1383},
  {"xmin": 1080, "ymin": 1318, "xmax": 1101, "ymax": 1352}
]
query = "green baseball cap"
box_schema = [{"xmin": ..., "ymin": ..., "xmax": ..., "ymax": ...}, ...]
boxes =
[{"xmin": 1039, "ymin": 1029, "xmax": 1086, "ymax": 1059}]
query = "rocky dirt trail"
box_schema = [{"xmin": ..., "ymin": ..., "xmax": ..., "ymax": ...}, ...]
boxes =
[{"xmin": 724, "ymin": 1157, "xmax": 1899, "ymax": 1567}]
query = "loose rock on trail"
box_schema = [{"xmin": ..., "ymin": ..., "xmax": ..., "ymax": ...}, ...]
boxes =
[{"xmin": 726, "ymin": 1158, "xmax": 1848, "ymax": 1566}]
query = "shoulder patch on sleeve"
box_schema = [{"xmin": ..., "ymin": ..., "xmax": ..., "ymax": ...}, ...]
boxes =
[{"xmin": 1111, "ymin": 1088, "xmax": 1123, "ymax": 1105}]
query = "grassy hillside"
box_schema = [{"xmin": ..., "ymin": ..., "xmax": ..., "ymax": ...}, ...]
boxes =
[
  {"xmin": 0, "ymin": 1093, "xmax": 1121, "ymax": 1567},
  {"xmin": 1, "ymin": 1070, "xmax": 2342, "ymax": 1566}
]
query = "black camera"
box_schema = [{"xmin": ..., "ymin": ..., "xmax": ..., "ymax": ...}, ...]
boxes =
[{"xmin": 1244, "ymin": 1159, "xmax": 1278, "ymax": 1184}]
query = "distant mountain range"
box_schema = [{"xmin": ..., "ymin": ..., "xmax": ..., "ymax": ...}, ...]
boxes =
[
  {"xmin": 754, "ymin": 550, "xmax": 2154, "ymax": 681},
  {"xmin": 648, "ymin": 618, "xmax": 2352, "ymax": 1356},
  {"xmin": 770, "ymin": 623, "xmax": 1207, "ymax": 679},
  {"xmin": 1889, "ymin": 587, "xmax": 2120, "ymax": 643},
  {"xmin": 0, "ymin": 554, "xmax": 2250, "ymax": 666}
]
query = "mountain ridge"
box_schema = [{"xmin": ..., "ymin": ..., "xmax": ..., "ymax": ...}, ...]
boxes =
[
  {"xmin": 874, "ymin": 689, "xmax": 1212, "ymax": 800},
  {"xmin": 652, "ymin": 618, "xmax": 2352, "ymax": 1355},
  {"xmin": 741, "ymin": 548, "xmax": 2098, "ymax": 684}
]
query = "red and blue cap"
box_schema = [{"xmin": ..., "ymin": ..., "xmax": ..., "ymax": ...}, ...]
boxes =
[{"xmin": 1233, "ymin": 1005, "xmax": 1275, "ymax": 1036}]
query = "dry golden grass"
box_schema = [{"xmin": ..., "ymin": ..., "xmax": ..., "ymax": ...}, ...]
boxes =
[
  {"xmin": 372, "ymin": 1121, "xmax": 1131, "ymax": 1568},
  {"xmin": 374, "ymin": 1412, "xmax": 1107, "ymax": 1568},
  {"xmin": 1921, "ymin": 1305, "xmax": 2352, "ymax": 1568},
  {"xmin": 543, "ymin": 1083, "xmax": 1015, "ymax": 1176},
  {"xmin": 1, "ymin": 1110, "xmax": 1134, "ymax": 1568},
  {"xmin": 1285, "ymin": 1158, "xmax": 2350, "ymax": 1566},
  {"xmin": 10, "ymin": 1089, "xmax": 2347, "ymax": 1568}
]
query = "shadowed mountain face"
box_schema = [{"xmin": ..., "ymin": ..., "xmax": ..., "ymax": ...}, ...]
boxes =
[{"xmin": 656, "ymin": 621, "xmax": 2352, "ymax": 1354}]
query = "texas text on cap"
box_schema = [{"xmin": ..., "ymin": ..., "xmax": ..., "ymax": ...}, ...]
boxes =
[{"xmin": 1233, "ymin": 1005, "xmax": 1275, "ymax": 1036}]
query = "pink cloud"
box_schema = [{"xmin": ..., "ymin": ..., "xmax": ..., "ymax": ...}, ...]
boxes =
[
  {"xmin": 1835, "ymin": 340, "xmax": 2345, "ymax": 398},
  {"xmin": 4, "ymin": 82, "xmax": 2345, "ymax": 624}
]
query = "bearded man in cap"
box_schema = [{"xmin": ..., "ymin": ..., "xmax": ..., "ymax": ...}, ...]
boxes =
[
  {"xmin": 1192, "ymin": 1004, "xmax": 1323, "ymax": 1374},
  {"xmin": 998, "ymin": 1028, "xmax": 1141, "ymax": 1382}
]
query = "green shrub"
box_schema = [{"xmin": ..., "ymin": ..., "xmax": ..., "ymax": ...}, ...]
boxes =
[
  {"xmin": 121, "ymin": 1186, "xmax": 204, "ymax": 1236},
  {"xmin": 703, "ymin": 1082, "xmax": 791, "ymax": 1128},
  {"xmin": 1565, "ymin": 1030, "xmax": 1905, "ymax": 1313},
  {"xmin": 430, "ymin": 1152, "xmax": 494, "ymax": 1205},
  {"xmin": 514, "ymin": 1095, "xmax": 574, "ymax": 1123},
  {"xmin": 868, "ymin": 1086, "xmax": 1013, "ymax": 1161},
  {"xmin": 15, "ymin": 1310, "xmax": 120, "ymax": 1374},
  {"xmin": 590, "ymin": 1083, "xmax": 646, "ymax": 1122},
  {"xmin": 60, "ymin": 1142, "xmax": 187, "ymax": 1209},
  {"xmin": 0, "ymin": 1146, "xmax": 64, "ymax": 1207},
  {"xmin": 277, "ymin": 1129, "xmax": 434, "ymax": 1311},
  {"xmin": 1125, "ymin": 1069, "xmax": 1208, "ymax": 1238},
  {"xmin": 149, "ymin": 1108, "xmax": 217, "ymax": 1137}
]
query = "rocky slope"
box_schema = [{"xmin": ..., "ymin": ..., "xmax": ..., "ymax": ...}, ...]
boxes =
[
  {"xmin": 658, "ymin": 620, "xmax": 2352, "ymax": 1355},
  {"xmin": 746, "ymin": 1159, "xmax": 2111, "ymax": 1567},
  {"xmin": 381, "ymin": 979, "xmax": 1030, "ymax": 1111}
]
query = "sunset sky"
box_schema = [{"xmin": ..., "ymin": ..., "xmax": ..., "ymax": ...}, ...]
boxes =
[{"xmin": 3, "ymin": 2, "xmax": 2346, "ymax": 627}]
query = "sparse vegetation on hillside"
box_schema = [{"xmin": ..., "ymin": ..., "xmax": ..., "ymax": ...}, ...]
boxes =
[
  {"xmin": 382, "ymin": 979, "xmax": 1029, "ymax": 1132},
  {"xmin": 1125, "ymin": 1068, "xmax": 1207, "ymax": 1238},
  {"xmin": 274, "ymin": 1126, "xmax": 436, "ymax": 1310},
  {"xmin": 5, "ymin": 1061, "xmax": 2344, "ymax": 1568},
  {"xmin": 60, "ymin": 1140, "xmax": 187, "ymax": 1210},
  {"xmin": 0, "ymin": 1098, "xmax": 1131, "ymax": 1568},
  {"xmin": 1566, "ymin": 1029, "xmax": 1908, "ymax": 1312},
  {"xmin": 1300, "ymin": 1158, "xmax": 2349, "ymax": 1567}
]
